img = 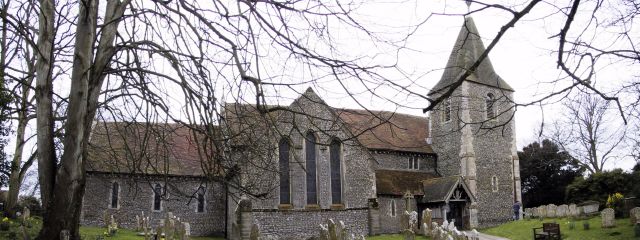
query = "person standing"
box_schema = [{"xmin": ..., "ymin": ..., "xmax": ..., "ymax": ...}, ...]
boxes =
[{"xmin": 513, "ymin": 201, "xmax": 521, "ymax": 220}]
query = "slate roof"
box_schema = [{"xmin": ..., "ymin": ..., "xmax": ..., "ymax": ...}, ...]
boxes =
[
  {"xmin": 421, "ymin": 175, "xmax": 476, "ymax": 203},
  {"xmin": 429, "ymin": 17, "xmax": 513, "ymax": 95},
  {"xmin": 87, "ymin": 122, "xmax": 221, "ymax": 176},
  {"xmin": 336, "ymin": 109, "xmax": 433, "ymax": 154},
  {"xmin": 375, "ymin": 169, "xmax": 439, "ymax": 196}
]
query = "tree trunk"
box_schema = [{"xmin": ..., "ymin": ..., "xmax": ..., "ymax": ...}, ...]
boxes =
[
  {"xmin": 5, "ymin": 113, "xmax": 28, "ymax": 218},
  {"xmin": 34, "ymin": 0, "xmax": 56, "ymax": 215},
  {"xmin": 37, "ymin": 0, "xmax": 98, "ymax": 238}
]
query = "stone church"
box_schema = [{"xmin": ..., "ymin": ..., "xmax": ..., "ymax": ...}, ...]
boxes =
[{"xmin": 80, "ymin": 16, "xmax": 521, "ymax": 238}]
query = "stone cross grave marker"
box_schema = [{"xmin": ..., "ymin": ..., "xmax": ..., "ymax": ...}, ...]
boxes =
[{"xmin": 601, "ymin": 208, "xmax": 615, "ymax": 228}]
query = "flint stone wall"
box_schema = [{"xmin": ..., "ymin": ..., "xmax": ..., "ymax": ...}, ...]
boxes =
[
  {"xmin": 81, "ymin": 173, "xmax": 225, "ymax": 236},
  {"xmin": 378, "ymin": 196, "xmax": 407, "ymax": 234},
  {"xmin": 373, "ymin": 152, "xmax": 436, "ymax": 172},
  {"xmin": 251, "ymin": 208, "xmax": 369, "ymax": 239}
]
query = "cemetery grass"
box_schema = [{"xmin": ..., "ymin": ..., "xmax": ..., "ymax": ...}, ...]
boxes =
[
  {"xmin": 481, "ymin": 216, "xmax": 635, "ymax": 240},
  {"xmin": 0, "ymin": 216, "xmax": 222, "ymax": 240},
  {"xmin": 367, "ymin": 234, "xmax": 429, "ymax": 240}
]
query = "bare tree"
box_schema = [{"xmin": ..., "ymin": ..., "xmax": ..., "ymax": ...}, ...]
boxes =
[
  {"xmin": 547, "ymin": 91, "xmax": 626, "ymax": 174},
  {"xmin": 3, "ymin": 0, "xmax": 640, "ymax": 238}
]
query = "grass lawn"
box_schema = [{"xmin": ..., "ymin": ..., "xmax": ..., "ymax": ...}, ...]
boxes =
[
  {"xmin": 481, "ymin": 216, "xmax": 636, "ymax": 240},
  {"xmin": 0, "ymin": 216, "xmax": 222, "ymax": 240},
  {"xmin": 367, "ymin": 234, "xmax": 429, "ymax": 240}
]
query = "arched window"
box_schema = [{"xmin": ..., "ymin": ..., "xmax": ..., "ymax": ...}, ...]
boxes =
[
  {"xmin": 442, "ymin": 97, "xmax": 452, "ymax": 122},
  {"xmin": 491, "ymin": 175, "xmax": 499, "ymax": 192},
  {"xmin": 279, "ymin": 138, "xmax": 291, "ymax": 205},
  {"xmin": 486, "ymin": 93, "xmax": 496, "ymax": 119},
  {"xmin": 390, "ymin": 200, "xmax": 396, "ymax": 217},
  {"xmin": 408, "ymin": 156, "xmax": 419, "ymax": 170},
  {"xmin": 305, "ymin": 132, "xmax": 317, "ymax": 205},
  {"xmin": 110, "ymin": 182, "xmax": 119, "ymax": 209},
  {"xmin": 330, "ymin": 139, "xmax": 342, "ymax": 204},
  {"xmin": 196, "ymin": 187, "xmax": 205, "ymax": 213},
  {"xmin": 153, "ymin": 183, "xmax": 163, "ymax": 211}
]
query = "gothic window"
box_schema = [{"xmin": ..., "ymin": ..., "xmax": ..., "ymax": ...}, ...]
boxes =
[
  {"xmin": 486, "ymin": 93, "xmax": 496, "ymax": 120},
  {"xmin": 408, "ymin": 156, "xmax": 419, "ymax": 170},
  {"xmin": 279, "ymin": 138, "xmax": 291, "ymax": 205},
  {"xmin": 491, "ymin": 175, "xmax": 499, "ymax": 192},
  {"xmin": 390, "ymin": 200, "xmax": 396, "ymax": 217},
  {"xmin": 330, "ymin": 139, "xmax": 342, "ymax": 204},
  {"xmin": 196, "ymin": 187, "xmax": 205, "ymax": 213},
  {"xmin": 153, "ymin": 183, "xmax": 163, "ymax": 211},
  {"xmin": 442, "ymin": 97, "xmax": 452, "ymax": 122},
  {"xmin": 305, "ymin": 132, "xmax": 318, "ymax": 205},
  {"xmin": 110, "ymin": 182, "xmax": 119, "ymax": 209}
]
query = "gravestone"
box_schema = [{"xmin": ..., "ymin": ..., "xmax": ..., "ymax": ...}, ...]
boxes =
[
  {"xmin": 577, "ymin": 206, "xmax": 584, "ymax": 216},
  {"xmin": 401, "ymin": 229, "xmax": 415, "ymax": 240},
  {"xmin": 431, "ymin": 227, "xmax": 439, "ymax": 240},
  {"xmin": 447, "ymin": 221, "xmax": 455, "ymax": 232},
  {"xmin": 601, "ymin": 208, "xmax": 615, "ymax": 228},
  {"xmin": 469, "ymin": 229, "xmax": 480, "ymax": 240},
  {"xmin": 422, "ymin": 208, "xmax": 432, "ymax": 232},
  {"xmin": 60, "ymin": 230, "xmax": 70, "ymax": 240},
  {"xmin": 183, "ymin": 222, "xmax": 190, "ymax": 237},
  {"xmin": 568, "ymin": 204, "xmax": 578, "ymax": 217},
  {"xmin": 401, "ymin": 211, "xmax": 411, "ymax": 230},
  {"xmin": 538, "ymin": 205, "xmax": 547, "ymax": 218},
  {"xmin": 438, "ymin": 228, "xmax": 448, "ymax": 240},
  {"xmin": 431, "ymin": 222, "xmax": 439, "ymax": 239},
  {"xmin": 557, "ymin": 204, "xmax": 568, "ymax": 217},
  {"xmin": 547, "ymin": 204, "xmax": 557, "ymax": 218},
  {"xmin": 250, "ymin": 224, "xmax": 260, "ymax": 240},
  {"xmin": 581, "ymin": 201, "xmax": 600, "ymax": 215},
  {"xmin": 422, "ymin": 223, "xmax": 429, "ymax": 236},
  {"xmin": 531, "ymin": 207, "xmax": 538, "ymax": 217},
  {"xmin": 338, "ymin": 221, "xmax": 348, "ymax": 240},
  {"xmin": 630, "ymin": 207, "xmax": 640, "ymax": 225},
  {"xmin": 328, "ymin": 219, "xmax": 337, "ymax": 240},
  {"xmin": 409, "ymin": 211, "xmax": 418, "ymax": 232},
  {"xmin": 319, "ymin": 224, "xmax": 329, "ymax": 240},
  {"xmin": 634, "ymin": 222, "xmax": 640, "ymax": 237},
  {"xmin": 22, "ymin": 207, "xmax": 30, "ymax": 222}
]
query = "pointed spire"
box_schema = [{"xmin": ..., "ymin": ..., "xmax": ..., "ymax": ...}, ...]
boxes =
[{"xmin": 429, "ymin": 17, "xmax": 513, "ymax": 95}]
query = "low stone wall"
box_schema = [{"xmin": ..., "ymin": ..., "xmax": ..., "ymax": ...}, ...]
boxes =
[{"xmin": 251, "ymin": 208, "xmax": 369, "ymax": 239}]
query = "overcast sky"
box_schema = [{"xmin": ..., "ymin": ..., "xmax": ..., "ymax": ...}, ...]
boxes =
[{"xmin": 263, "ymin": 0, "xmax": 638, "ymax": 171}]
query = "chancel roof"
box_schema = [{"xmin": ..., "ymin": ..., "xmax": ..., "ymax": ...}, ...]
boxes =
[
  {"xmin": 87, "ymin": 122, "xmax": 221, "ymax": 176},
  {"xmin": 375, "ymin": 169, "xmax": 439, "ymax": 196},
  {"xmin": 429, "ymin": 17, "xmax": 513, "ymax": 95},
  {"xmin": 335, "ymin": 109, "xmax": 433, "ymax": 154}
]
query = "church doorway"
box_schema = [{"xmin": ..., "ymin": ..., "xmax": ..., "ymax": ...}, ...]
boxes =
[{"xmin": 447, "ymin": 201, "xmax": 466, "ymax": 229}]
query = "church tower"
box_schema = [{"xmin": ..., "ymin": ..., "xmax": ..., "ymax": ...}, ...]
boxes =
[{"xmin": 428, "ymin": 16, "xmax": 522, "ymax": 227}]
